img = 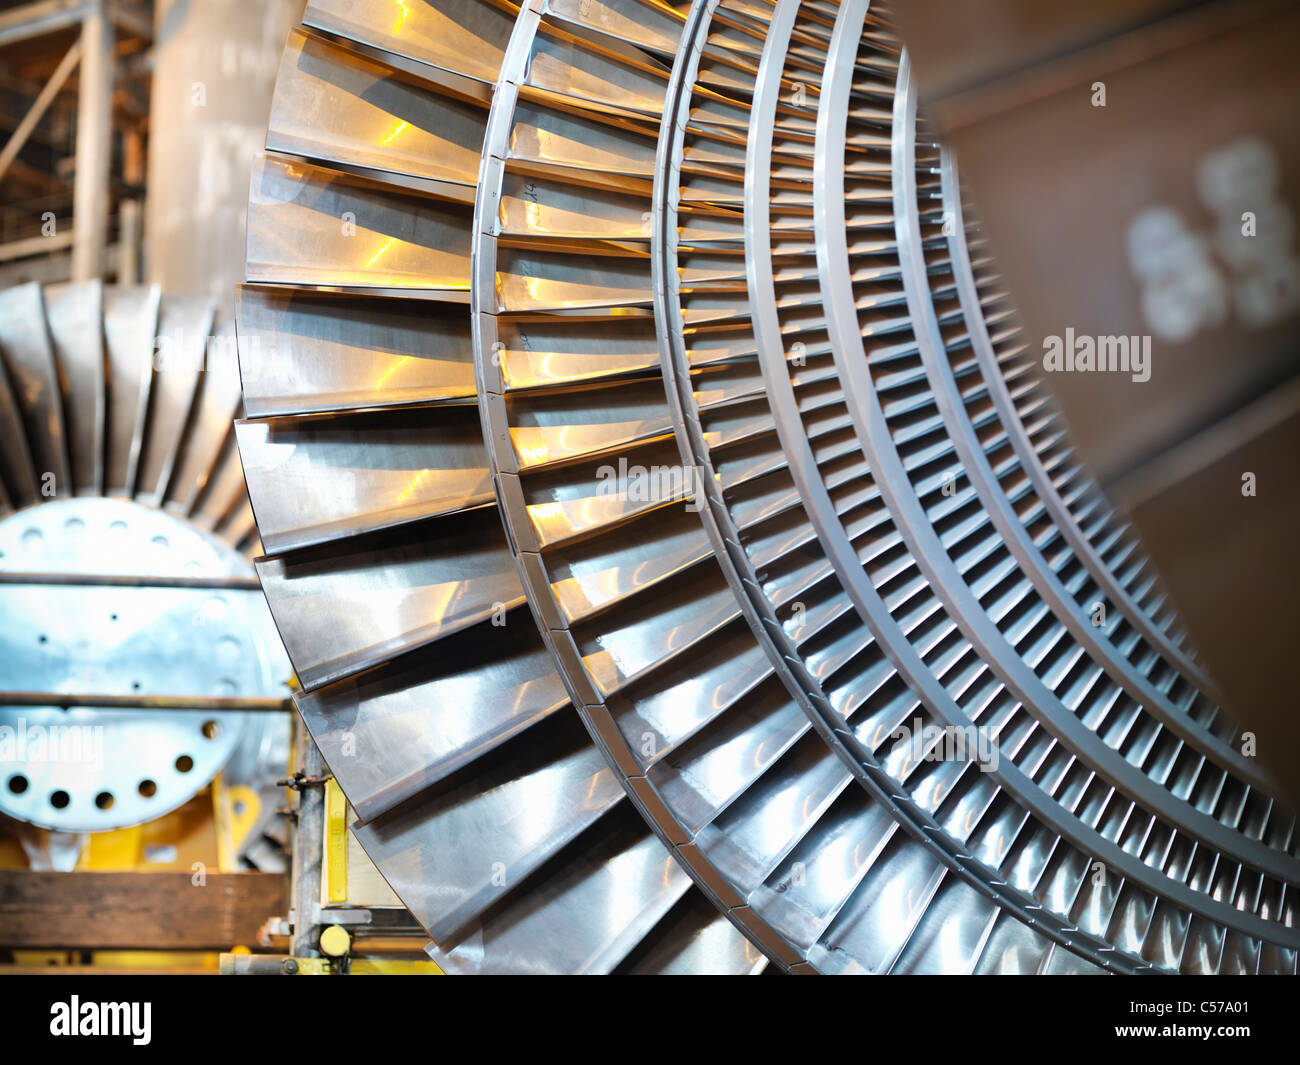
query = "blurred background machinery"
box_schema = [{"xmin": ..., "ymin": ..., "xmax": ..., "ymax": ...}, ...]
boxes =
[
  {"xmin": 1, "ymin": 0, "xmax": 1297, "ymax": 975},
  {"xmin": 0, "ymin": 277, "xmax": 301, "ymax": 965},
  {"xmin": 0, "ymin": 0, "xmax": 299, "ymax": 303}
]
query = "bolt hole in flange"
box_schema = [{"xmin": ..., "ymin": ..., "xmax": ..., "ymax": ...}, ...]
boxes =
[
  {"xmin": 175, "ymin": 755, "xmax": 194, "ymax": 773},
  {"xmin": 8, "ymin": 775, "xmax": 28, "ymax": 794},
  {"xmin": 49, "ymin": 790, "xmax": 70, "ymax": 809},
  {"xmin": 95, "ymin": 791, "xmax": 114, "ymax": 810},
  {"xmin": 201, "ymin": 720, "xmax": 220, "ymax": 740},
  {"xmin": 138, "ymin": 779, "xmax": 157, "ymax": 798}
]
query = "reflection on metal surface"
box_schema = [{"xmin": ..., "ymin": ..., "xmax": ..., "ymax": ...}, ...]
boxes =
[
  {"xmin": 236, "ymin": 0, "xmax": 1299, "ymax": 973},
  {"xmin": 0, "ymin": 283, "xmax": 290, "ymax": 844}
]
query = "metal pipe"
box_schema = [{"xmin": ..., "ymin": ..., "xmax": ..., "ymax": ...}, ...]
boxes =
[
  {"xmin": 0, "ymin": 571, "xmax": 263, "ymax": 589},
  {"xmin": 0, "ymin": 691, "xmax": 290, "ymax": 711},
  {"xmin": 347, "ymin": 936, "xmax": 433, "ymax": 957},
  {"xmin": 70, "ymin": 0, "xmax": 112, "ymax": 282}
]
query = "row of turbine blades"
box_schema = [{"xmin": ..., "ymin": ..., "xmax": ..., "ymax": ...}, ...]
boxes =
[
  {"xmin": 234, "ymin": 0, "xmax": 1298, "ymax": 973},
  {"xmin": 0, "ymin": 280, "xmax": 256, "ymax": 551}
]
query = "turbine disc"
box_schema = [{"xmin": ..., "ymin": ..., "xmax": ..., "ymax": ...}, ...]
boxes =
[{"xmin": 237, "ymin": 0, "xmax": 1298, "ymax": 973}]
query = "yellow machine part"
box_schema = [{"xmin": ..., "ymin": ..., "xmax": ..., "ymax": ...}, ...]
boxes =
[
  {"xmin": 324, "ymin": 777, "xmax": 349, "ymax": 904},
  {"xmin": 0, "ymin": 784, "xmax": 231, "ymax": 873}
]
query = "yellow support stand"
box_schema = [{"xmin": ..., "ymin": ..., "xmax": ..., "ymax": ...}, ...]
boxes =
[
  {"xmin": 323, "ymin": 777, "xmax": 349, "ymax": 904},
  {"xmin": 212, "ymin": 775, "xmax": 261, "ymax": 872}
]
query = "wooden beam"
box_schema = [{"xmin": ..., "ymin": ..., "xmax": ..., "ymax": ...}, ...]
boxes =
[{"xmin": 0, "ymin": 871, "xmax": 288, "ymax": 949}]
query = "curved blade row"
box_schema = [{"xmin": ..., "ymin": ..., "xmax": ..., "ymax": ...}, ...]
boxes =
[
  {"xmin": 0, "ymin": 281, "xmax": 256, "ymax": 552},
  {"xmin": 238, "ymin": 0, "xmax": 768, "ymax": 975},
  {"xmin": 237, "ymin": 0, "xmax": 1298, "ymax": 973}
]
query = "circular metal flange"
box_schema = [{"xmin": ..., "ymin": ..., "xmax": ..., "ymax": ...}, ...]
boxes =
[{"xmin": 0, "ymin": 497, "xmax": 283, "ymax": 832}]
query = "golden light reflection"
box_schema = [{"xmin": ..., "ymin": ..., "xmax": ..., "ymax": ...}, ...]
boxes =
[
  {"xmin": 517, "ymin": 443, "xmax": 551, "ymax": 465},
  {"xmin": 529, "ymin": 501, "xmax": 565, "ymax": 522},
  {"xmin": 393, "ymin": 0, "xmax": 412, "ymax": 33},
  {"xmin": 381, "ymin": 120, "xmax": 410, "ymax": 147},
  {"xmin": 377, "ymin": 355, "xmax": 412, "ymax": 388},
  {"xmin": 397, "ymin": 467, "xmax": 433, "ymax": 503},
  {"xmin": 364, "ymin": 236, "xmax": 397, "ymax": 269}
]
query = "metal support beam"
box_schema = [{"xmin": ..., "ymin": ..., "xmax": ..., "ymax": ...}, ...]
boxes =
[
  {"xmin": 70, "ymin": 0, "xmax": 111, "ymax": 282},
  {"xmin": 116, "ymin": 124, "xmax": 143, "ymax": 282},
  {"xmin": 289, "ymin": 717, "xmax": 326, "ymax": 959},
  {"xmin": 0, "ymin": 229, "xmax": 74, "ymax": 263},
  {"xmin": 0, "ymin": 40, "xmax": 81, "ymax": 183},
  {"xmin": 0, "ymin": 0, "xmax": 87, "ymax": 48}
]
